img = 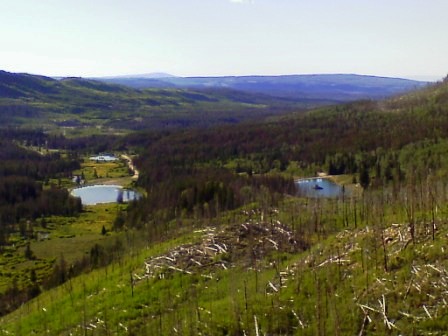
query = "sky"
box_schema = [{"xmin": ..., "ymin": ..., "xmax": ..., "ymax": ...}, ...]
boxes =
[{"xmin": 1, "ymin": 0, "xmax": 447, "ymax": 80}]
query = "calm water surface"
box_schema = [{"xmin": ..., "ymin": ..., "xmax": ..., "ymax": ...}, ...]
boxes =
[
  {"xmin": 295, "ymin": 178, "xmax": 349, "ymax": 198},
  {"xmin": 71, "ymin": 185, "xmax": 141, "ymax": 205}
]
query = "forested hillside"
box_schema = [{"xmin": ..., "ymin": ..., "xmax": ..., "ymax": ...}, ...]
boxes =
[
  {"xmin": 87, "ymin": 78, "xmax": 444, "ymax": 241},
  {"xmin": 0, "ymin": 70, "xmax": 307, "ymax": 132},
  {"xmin": 0, "ymin": 70, "xmax": 431, "ymax": 134},
  {"xmin": 0, "ymin": 139, "xmax": 81, "ymax": 225}
]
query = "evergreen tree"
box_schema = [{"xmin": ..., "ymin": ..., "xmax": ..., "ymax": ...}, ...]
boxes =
[
  {"xmin": 359, "ymin": 165, "xmax": 370, "ymax": 190},
  {"xmin": 24, "ymin": 242, "xmax": 35, "ymax": 260}
]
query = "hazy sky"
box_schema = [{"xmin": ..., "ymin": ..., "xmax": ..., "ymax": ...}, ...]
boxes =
[{"xmin": 1, "ymin": 0, "xmax": 447, "ymax": 80}]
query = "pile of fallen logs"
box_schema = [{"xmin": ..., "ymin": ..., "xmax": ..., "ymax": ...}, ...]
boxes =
[{"xmin": 136, "ymin": 211, "xmax": 303, "ymax": 282}]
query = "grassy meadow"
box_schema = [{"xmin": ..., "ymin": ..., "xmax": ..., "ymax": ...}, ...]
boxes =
[
  {"xmin": 0, "ymin": 157, "xmax": 134, "ymax": 299},
  {"xmin": 3, "ymin": 189, "xmax": 448, "ymax": 335}
]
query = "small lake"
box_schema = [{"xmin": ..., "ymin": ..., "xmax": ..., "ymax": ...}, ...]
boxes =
[
  {"xmin": 295, "ymin": 178, "xmax": 349, "ymax": 198},
  {"xmin": 71, "ymin": 185, "xmax": 141, "ymax": 205}
]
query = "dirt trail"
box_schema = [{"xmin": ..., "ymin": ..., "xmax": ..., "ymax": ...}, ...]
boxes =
[{"xmin": 120, "ymin": 154, "xmax": 139, "ymax": 180}]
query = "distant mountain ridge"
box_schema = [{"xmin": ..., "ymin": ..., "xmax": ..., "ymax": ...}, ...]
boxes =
[
  {"xmin": 96, "ymin": 73, "xmax": 429, "ymax": 102},
  {"xmin": 98, "ymin": 72, "xmax": 176, "ymax": 79}
]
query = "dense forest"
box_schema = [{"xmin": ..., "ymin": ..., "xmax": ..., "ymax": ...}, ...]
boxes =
[{"xmin": 0, "ymin": 139, "xmax": 81, "ymax": 235}]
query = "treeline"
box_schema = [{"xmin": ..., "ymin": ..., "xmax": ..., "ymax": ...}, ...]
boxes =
[
  {"xmin": 125, "ymin": 159, "xmax": 294, "ymax": 231},
  {"xmin": 0, "ymin": 181, "xmax": 82, "ymax": 225},
  {"xmin": 129, "ymin": 100, "xmax": 446, "ymax": 181},
  {"xmin": 0, "ymin": 128, "xmax": 122, "ymax": 155},
  {"xmin": 0, "ymin": 236, "xmax": 129, "ymax": 316},
  {"xmin": 0, "ymin": 139, "xmax": 82, "ymax": 247}
]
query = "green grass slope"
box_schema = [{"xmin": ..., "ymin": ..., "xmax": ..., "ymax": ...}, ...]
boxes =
[{"xmin": 3, "ymin": 190, "xmax": 448, "ymax": 335}]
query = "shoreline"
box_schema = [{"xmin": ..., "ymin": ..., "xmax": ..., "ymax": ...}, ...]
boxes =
[{"xmin": 295, "ymin": 173, "xmax": 362, "ymax": 196}]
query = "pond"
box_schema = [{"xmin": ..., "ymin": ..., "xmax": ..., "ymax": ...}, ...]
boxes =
[
  {"xmin": 71, "ymin": 185, "xmax": 141, "ymax": 205},
  {"xmin": 295, "ymin": 178, "xmax": 349, "ymax": 198}
]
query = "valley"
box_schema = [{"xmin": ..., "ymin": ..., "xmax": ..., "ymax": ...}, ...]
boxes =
[{"xmin": 0, "ymin": 71, "xmax": 448, "ymax": 334}]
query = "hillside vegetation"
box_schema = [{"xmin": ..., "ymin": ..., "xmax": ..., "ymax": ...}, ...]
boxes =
[
  {"xmin": 3, "ymin": 193, "xmax": 448, "ymax": 335},
  {"xmin": 0, "ymin": 75, "xmax": 448, "ymax": 334},
  {"xmin": 0, "ymin": 70, "xmax": 305, "ymax": 133}
]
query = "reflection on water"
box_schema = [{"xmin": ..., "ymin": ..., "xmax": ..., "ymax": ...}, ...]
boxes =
[
  {"xmin": 295, "ymin": 178, "xmax": 349, "ymax": 198},
  {"xmin": 71, "ymin": 185, "xmax": 141, "ymax": 205}
]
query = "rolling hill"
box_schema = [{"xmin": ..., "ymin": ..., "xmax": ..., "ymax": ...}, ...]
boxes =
[
  {"xmin": 97, "ymin": 73, "xmax": 429, "ymax": 102},
  {"xmin": 0, "ymin": 70, "xmax": 430, "ymax": 134},
  {"xmin": 0, "ymin": 70, "xmax": 306, "ymax": 132}
]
